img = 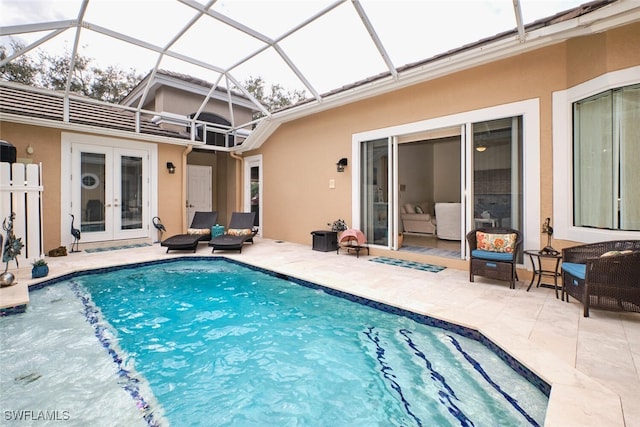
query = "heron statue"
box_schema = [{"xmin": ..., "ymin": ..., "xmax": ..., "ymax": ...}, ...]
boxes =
[
  {"xmin": 70, "ymin": 214, "xmax": 81, "ymax": 253},
  {"xmin": 540, "ymin": 217, "xmax": 558, "ymax": 255},
  {"xmin": 152, "ymin": 216, "xmax": 166, "ymax": 243}
]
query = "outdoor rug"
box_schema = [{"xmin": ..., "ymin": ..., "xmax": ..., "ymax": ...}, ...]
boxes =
[
  {"xmin": 84, "ymin": 243, "xmax": 152, "ymax": 253},
  {"xmin": 369, "ymin": 257, "xmax": 446, "ymax": 273}
]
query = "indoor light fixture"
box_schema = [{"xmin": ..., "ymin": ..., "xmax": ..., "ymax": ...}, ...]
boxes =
[
  {"xmin": 475, "ymin": 144, "xmax": 487, "ymax": 152},
  {"xmin": 166, "ymin": 162, "xmax": 176, "ymax": 174},
  {"xmin": 336, "ymin": 158, "xmax": 348, "ymax": 172}
]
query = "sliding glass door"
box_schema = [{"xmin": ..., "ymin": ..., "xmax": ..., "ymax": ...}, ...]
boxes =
[
  {"xmin": 360, "ymin": 138, "xmax": 391, "ymax": 246},
  {"xmin": 471, "ymin": 117, "xmax": 522, "ymax": 234},
  {"xmin": 358, "ymin": 117, "xmax": 523, "ymax": 260}
]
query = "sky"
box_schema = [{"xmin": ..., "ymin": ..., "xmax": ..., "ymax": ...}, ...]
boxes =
[{"xmin": 0, "ymin": 0, "xmax": 589, "ymax": 95}]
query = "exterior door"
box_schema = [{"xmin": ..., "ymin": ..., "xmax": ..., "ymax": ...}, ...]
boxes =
[
  {"xmin": 187, "ymin": 165, "xmax": 212, "ymax": 225},
  {"xmin": 243, "ymin": 155, "xmax": 262, "ymax": 233},
  {"xmin": 72, "ymin": 144, "xmax": 148, "ymax": 242}
]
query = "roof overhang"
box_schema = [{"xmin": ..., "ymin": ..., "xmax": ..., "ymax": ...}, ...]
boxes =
[{"xmin": 121, "ymin": 71, "xmax": 257, "ymax": 111}]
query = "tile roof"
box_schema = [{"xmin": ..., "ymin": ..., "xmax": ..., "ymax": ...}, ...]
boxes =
[{"xmin": 0, "ymin": 83, "xmax": 189, "ymax": 140}]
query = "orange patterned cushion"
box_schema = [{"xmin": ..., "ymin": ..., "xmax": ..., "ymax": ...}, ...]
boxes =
[
  {"xmin": 476, "ymin": 232, "xmax": 516, "ymax": 253},
  {"xmin": 227, "ymin": 228, "xmax": 253, "ymax": 236},
  {"xmin": 188, "ymin": 228, "xmax": 210, "ymax": 236}
]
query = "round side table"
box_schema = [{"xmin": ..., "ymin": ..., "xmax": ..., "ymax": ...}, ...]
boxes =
[{"xmin": 524, "ymin": 250, "xmax": 563, "ymax": 299}]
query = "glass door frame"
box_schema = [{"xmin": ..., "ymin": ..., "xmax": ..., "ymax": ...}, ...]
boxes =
[
  {"xmin": 74, "ymin": 143, "xmax": 113, "ymax": 242},
  {"xmin": 61, "ymin": 133, "xmax": 158, "ymax": 247},
  {"xmin": 351, "ymin": 99, "xmax": 541, "ymax": 260},
  {"xmin": 243, "ymin": 154, "xmax": 262, "ymax": 236}
]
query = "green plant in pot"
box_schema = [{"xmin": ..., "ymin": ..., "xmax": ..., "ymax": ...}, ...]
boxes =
[{"xmin": 31, "ymin": 258, "xmax": 49, "ymax": 279}]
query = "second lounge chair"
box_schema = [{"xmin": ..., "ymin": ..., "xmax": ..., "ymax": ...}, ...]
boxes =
[{"xmin": 209, "ymin": 212, "xmax": 257, "ymax": 253}]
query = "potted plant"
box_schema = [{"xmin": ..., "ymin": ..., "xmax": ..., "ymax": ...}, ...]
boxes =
[{"xmin": 31, "ymin": 258, "xmax": 49, "ymax": 279}]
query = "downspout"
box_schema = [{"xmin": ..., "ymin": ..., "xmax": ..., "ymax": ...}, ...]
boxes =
[
  {"xmin": 230, "ymin": 151, "xmax": 243, "ymax": 211},
  {"xmin": 182, "ymin": 144, "xmax": 193, "ymax": 230}
]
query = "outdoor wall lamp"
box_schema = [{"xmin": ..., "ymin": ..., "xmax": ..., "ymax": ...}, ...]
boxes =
[
  {"xmin": 475, "ymin": 144, "xmax": 487, "ymax": 152},
  {"xmin": 166, "ymin": 162, "xmax": 176, "ymax": 174},
  {"xmin": 336, "ymin": 158, "xmax": 348, "ymax": 172}
]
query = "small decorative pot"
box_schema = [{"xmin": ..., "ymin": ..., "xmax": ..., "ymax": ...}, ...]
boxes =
[{"xmin": 31, "ymin": 265, "xmax": 49, "ymax": 279}]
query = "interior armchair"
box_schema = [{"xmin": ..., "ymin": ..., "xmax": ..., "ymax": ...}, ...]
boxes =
[{"xmin": 466, "ymin": 227, "xmax": 522, "ymax": 289}]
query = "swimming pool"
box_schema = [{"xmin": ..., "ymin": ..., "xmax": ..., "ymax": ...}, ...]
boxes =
[{"xmin": 1, "ymin": 258, "xmax": 549, "ymax": 426}]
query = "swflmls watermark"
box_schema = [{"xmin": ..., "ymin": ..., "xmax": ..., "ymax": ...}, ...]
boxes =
[{"xmin": 4, "ymin": 410, "xmax": 71, "ymax": 421}]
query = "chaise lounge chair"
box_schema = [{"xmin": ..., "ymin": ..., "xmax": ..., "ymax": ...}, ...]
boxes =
[
  {"xmin": 161, "ymin": 211, "xmax": 218, "ymax": 253},
  {"xmin": 209, "ymin": 212, "xmax": 257, "ymax": 253}
]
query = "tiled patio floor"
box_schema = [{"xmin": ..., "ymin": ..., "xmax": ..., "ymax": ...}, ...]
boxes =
[{"xmin": 1, "ymin": 238, "xmax": 638, "ymax": 426}]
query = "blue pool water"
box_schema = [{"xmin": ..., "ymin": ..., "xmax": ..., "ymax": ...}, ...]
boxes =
[{"xmin": 1, "ymin": 258, "xmax": 548, "ymax": 426}]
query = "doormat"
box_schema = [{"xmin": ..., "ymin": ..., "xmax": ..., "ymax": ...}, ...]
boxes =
[
  {"xmin": 400, "ymin": 246, "xmax": 461, "ymax": 258},
  {"xmin": 369, "ymin": 256, "xmax": 446, "ymax": 273},
  {"xmin": 84, "ymin": 243, "xmax": 152, "ymax": 253}
]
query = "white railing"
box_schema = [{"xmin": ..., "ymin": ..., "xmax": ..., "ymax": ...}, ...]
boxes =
[{"xmin": 0, "ymin": 162, "xmax": 44, "ymax": 265}]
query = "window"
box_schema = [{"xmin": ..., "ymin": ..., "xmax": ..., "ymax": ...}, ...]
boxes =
[{"xmin": 572, "ymin": 84, "xmax": 640, "ymax": 231}]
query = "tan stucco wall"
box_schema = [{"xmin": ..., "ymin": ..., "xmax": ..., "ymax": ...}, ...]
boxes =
[
  {"xmin": 155, "ymin": 87, "xmax": 254, "ymax": 131},
  {"xmin": 250, "ymin": 22, "xmax": 640, "ymax": 259},
  {"xmin": 158, "ymin": 143, "xmax": 187, "ymax": 236}
]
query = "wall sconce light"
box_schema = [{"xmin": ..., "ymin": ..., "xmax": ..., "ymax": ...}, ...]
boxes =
[
  {"xmin": 166, "ymin": 162, "xmax": 176, "ymax": 174},
  {"xmin": 336, "ymin": 158, "xmax": 348, "ymax": 172},
  {"xmin": 475, "ymin": 144, "xmax": 487, "ymax": 152}
]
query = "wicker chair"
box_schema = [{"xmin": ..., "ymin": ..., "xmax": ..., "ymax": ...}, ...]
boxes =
[
  {"xmin": 466, "ymin": 227, "xmax": 523, "ymax": 289},
  {"xmin": 562, "ymin": 240, "xmax": 640, "ymax": 317}
]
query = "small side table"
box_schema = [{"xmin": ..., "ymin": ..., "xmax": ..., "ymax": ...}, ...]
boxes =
[{"xmin": 524, "ymin": 250, "xmax": 563, "ymax": 299}]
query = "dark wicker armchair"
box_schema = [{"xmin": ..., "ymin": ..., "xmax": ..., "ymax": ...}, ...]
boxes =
[
  {"xmin": 466, "ymin": 227, "xmax": 523, "ymax": 289},
  {"xmin": 562, "ymin": 240, "xmax": 640, "ymax": 317}
]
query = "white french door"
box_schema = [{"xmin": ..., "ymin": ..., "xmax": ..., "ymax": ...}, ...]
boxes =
[
  {"xmin": 187, "ymin": 165, "xmax": 212, "ymax": 225},
  {"xmin": 71, "ymin": 143, "xmax": 149, "ymax": 242}
]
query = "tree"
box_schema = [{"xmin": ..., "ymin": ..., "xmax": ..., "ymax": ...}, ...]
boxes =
[
  {"xmin": 89, "ymin": 65, "xmax": 143, "ymax": 104},
  {"xmin": 0, "ymin": 40, "xmax": 40, "ymax": 85},
  {"xmin": 242, "ymin": 76, "xmax": 307, "ymax": 119},
  {"xmin": 2, "ymin": 40, "xmax": 304, "ymax": 108},
  {"xmin": 37, "ymin": 48, "xmax": 92, "ymax": 95},
  {"xmin": 1, "ymin": 40, "xmax": 142, "ymax": 103}
]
